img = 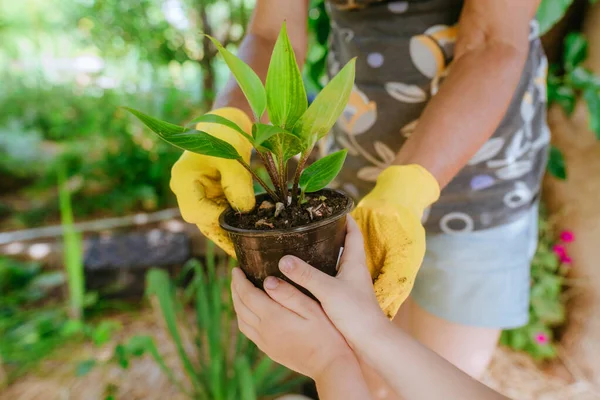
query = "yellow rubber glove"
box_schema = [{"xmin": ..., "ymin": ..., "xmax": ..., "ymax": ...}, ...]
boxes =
[
  {"xmin": 351, "ymin": 165, "xmax": 440, "ymax": 319},
  {"xmin": 170, "ymin": 108, "xmax": 255, "ymax": 257}
]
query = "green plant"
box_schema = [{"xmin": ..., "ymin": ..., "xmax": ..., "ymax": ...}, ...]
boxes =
[
  {"xmin": 305, "ymin": 0, "xmax": 331, "ymax": 92},
  {"xmin": 546, "ymin": 32, "xmax": 600, "ymax": 180},
  {"xmin": 105, "ymin": 248, "xmax": 305, "ymax": 399},
  {"xmin": 500, "ymin": 212, "xmax": 571, "ymax": 360},
  {"xmin": 58, "ymin": 162, "xmax": 86, "ymax": 320},
  {"xmin": 126, "ymin": 22, "xmax": 355, "ymax": 207},
  {"xmin": 0, "ymin": 256, "xmax": 67, "ymax": 380},
  {"xmin": 0, "ymin": 254, "xmax": 122, "ymax": 382}
]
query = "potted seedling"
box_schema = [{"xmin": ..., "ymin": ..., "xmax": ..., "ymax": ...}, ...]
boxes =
[{"xmin": 125, "ymin": 23, "xmax": 355, "ymax": 293}]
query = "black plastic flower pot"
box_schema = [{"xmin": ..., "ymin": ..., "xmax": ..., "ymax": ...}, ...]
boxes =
[{"xmin": 219, "ymin": 189, "xmax": 353, "ymax": 297}]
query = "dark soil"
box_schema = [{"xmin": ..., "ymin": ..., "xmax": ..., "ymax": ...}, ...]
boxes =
[{"xmin": 225, "ymin": 190, "xmax": 349, "ymax": 230}]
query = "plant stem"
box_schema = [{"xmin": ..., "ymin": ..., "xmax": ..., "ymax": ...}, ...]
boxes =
[
  {"xmin": 238, "ymin": 159, "xmax": 281, "ymax": 203},
  {"xmin": 283, "ymin": 162, "xmax": 289, "ymax": 202},
  {"xmin": 257, "ymin": 152, "xmax": 283, "ymax": 199},
  {"xmin": 278, "ymin": 156, "xmax": 289, "ymax": 204},
  {"xmin": 266, "ymin": 152, "xmax": 284, "ymax": 199},
  {"xmin": 291, "ymin": 147, "xmax": 313, "ymax": 205}
]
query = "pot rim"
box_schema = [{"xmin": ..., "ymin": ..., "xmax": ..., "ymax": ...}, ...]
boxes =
[{"xmin": 219, "ymin": 188, "xmax": 354, "ymax": 237}]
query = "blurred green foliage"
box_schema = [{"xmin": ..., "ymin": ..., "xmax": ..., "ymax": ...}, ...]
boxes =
[
  {"xmin": 0, "ymin": 0, "xmax": 255, "ymax": 226},
  {"xmin": 79, "ymin": 250, "xmax": 305, "ymax": 399}
]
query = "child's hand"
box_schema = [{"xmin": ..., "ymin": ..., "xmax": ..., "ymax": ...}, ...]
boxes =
[
  {"xmin": 270, "ymin": 216, "xmax": 391, "ymax": 358},
  {"xmin": 231, "ymin": 267, "xmax": 354, "ymax": 380}
]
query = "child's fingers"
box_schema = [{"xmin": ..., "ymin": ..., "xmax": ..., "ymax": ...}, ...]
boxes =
[
  {"xmin": 278, "ymin": 255, "xmax": 335, "ymax": 301},
  {"xmin": 263, "ymin": 276, "xmax": 321, "ymax": 319},
  {"xmin": 231, "ymin": 276, "xmax": 261, "ymax": 328},
  {"xmin": 236, "ymin": 318, "xmax": 260, "ymax": 345}
]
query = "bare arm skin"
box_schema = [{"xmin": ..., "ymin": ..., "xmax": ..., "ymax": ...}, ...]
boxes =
[
  {"xmin": 213, "ymin": 0, "xmax": 309, "ymax": 115},
  {"xmin": 315, "ymin": 355, "xmax": 373, "ymax": 400},
  {"xmin": 394, "ymin": 0, "xmax": 541, "ymax": 188},
  {"xmin": 357, "ymin": 320, "xmax": 508, "ymax": 400}
]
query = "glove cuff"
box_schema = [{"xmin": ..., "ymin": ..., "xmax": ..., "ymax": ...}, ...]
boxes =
[{"xmin": 376, "ymin": 164, "xmax": 440, "ymax": 216}]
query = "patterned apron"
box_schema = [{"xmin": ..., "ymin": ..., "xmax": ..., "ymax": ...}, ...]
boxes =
[{"xmin": 324, "ymin": 0, "xmax": 550, "ymax": 234}]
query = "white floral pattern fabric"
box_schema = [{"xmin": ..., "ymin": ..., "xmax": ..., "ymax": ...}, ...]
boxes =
[{"xmin": 325, "ymin": 0, "xmax": 549, "ymax": 233}]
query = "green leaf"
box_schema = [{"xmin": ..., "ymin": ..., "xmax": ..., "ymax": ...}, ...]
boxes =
[
  {"xmin": 188, "ymin": 114, "xmax": 254, "ymax": 143},
  {"xmin": 567, "ymin": 66, "xmax": 600, "ymax": 89},
  {"xmin": 234, "ymin": 356, "xmax": 257, "ymax": 400},
  {"xmin": 252, "ymin": 123, "xmax": 285, "ymax": 147},
  {"xmin": 584, "ymin": 87, "xmax": 600, "ymax": 139},
  {"xmin": 124, "ymin": 107, "xmax": 241, "ymax": 159},
  {"xmin": 207, "ymin": 35, "xmax": 267, "ymax": 120},
  {"xmin": 255, "ymin": 123, "xmax": 304, "ymax": 160},
  {"xmin": 564, "ymin": 33, "xmax": 588, "ymax": 70},
  {"xmin": 299, "ymin": 149, "xmax": 347, "ymax": 193},
  {"xmin": 547, "ymin": 146, "xmax": 567, "ymax": 179},
  {"xmin": 549, "ymin": 85, "xmax": 576, "ymax": 115},
  {"xmin": 122, "ymin": 335, "xmax": 191, "ymax": 396},
  {"xmin": 293, "ymin": 58, "xmax": 356, "ymax": 148},
  {"xmin": 91, "ymin": 320, "xmax": 121, "ymax": 347},
  {"xmin": 536, "ymin": 0, "xmax": 573, "ymax": 35},
  {"xmin": 266, "ymin": 22, "xmax": 308, "ymax": 129},
  {"xmin": 58, "ymin": 162, "xmax": 84, "ymax": 321},
  {"xmin": 145, "ymin": 269, "xmax": 201, "ymax": 393}
]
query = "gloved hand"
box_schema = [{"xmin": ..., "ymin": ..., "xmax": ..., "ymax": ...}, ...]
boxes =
[
  {"xmin": 170, "ymin": 108, "xmax": 255, "ymax": 257},
  {"xmin": 351, "ymin": 165, "xmax": 440, "ymax": 319}
]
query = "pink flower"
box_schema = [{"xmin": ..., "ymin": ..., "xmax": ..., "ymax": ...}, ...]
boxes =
[
  {"xmin": 534, "ymin": 332, "xmax": 549, "ymax": 345},
  {"xmin": 560, "ymin": 230, "xmax": 575, "ymax": 243},
  {"xmin": 553, "ymin": 245, "xmax": 566, "ymax": 257},
  {"xmin": 560, "ymin": 255, "xmax": 572, "ymax": 264}
]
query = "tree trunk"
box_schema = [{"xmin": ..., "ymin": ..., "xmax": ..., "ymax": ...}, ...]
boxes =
[
  {"xmin": 544, "ymin": 2, "xmax": 600, "ymax": 388},
  {"xmin": 199, "ymin": 3, "xmax": 216, "ymax": 109}
]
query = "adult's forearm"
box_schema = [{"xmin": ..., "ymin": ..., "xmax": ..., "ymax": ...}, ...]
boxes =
[
  {"xmin": 359, "ymin": 324, "xmax": 507, "ymax": 400},
  {"xmin": 395, "ymin": 43, "xmax": 528, "ymax": 188},
  {"xmin": 315, "ymin": 354, "xmax": 372, "ymax": 400}
]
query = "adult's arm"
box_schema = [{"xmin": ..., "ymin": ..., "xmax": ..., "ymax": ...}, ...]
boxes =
[
  {"xmin": 213, "ymin": 0, "xmax": 309, "ymax": 115},
  {"xmin": 395, "ymin": 0, "xmax": 541, "ymax": 188}
]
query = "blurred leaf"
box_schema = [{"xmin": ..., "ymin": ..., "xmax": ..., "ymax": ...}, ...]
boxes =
[
  {"xmin": 207, "ymin": 35, "xmax": 267, "ymax": 121},
  {"xmin": 58, "ymin": 162, "xmax": 84, "ymax": 320},
  {"xmin": 30, "ymin": 272, "xmax": 65, "ymax": 292},
  {"xmin": 252, "ymin": 356, "xmax": 275, "ymax": 390},
  {"xmin": 235, "ymin": 356, "xmax": 257, "ymax": 400},
  {"xmin": 583, "ymin": 87, "xmax": 600, "ymax": 139},
  {"xmin": 83, "ymin": 292, "xmax": 99, "ymax": 308},
  {"xmin": 536, "ymin": 0, "xmax": 573, "ymax": 35},
  {"xmin": 113, "ymin": 344, "xmax": 129, "ymax": 369},
  {"xmin": 91, "ymin": 320, "xmax": 121, "ymax": 347},
  {"xmin": 564, "ymin": 33, "xmax": 588, "ymax": 70},
  {"xmin": 547, "ymin": 146, "xmax": 567, "ymax": 179},
  {"xmin": 146, "ymin": 269, "xmax": 201, "ymax": 393},
  {"xmin": 124, "ymin": 108, "xmax": 241, "ymax": 160},
  {"xmin": 293, "ymin": 59, "xmax": 355, "ymax": 148},
  {"xmin": 61, "ymin": 319, "xmax": 85, "ymax": 337},
  {"xmin": 299, "ymin": 149, "xmax": 348, "ymax": 193},
  {"xmin": 122, "ymin": 335, "xmax": 190, "ymax": 395},
  {"xmin": 266, "ymin": 22, "xmax": 308, "ymax": 130},
  {"xmin": 567, "ymin": 66, "xmax": 600, "ymax": 89},
  {"xmin": 76, "ymin": 359, "xmax": 97, "ymax": 377},
  {"xmin": 548, "ymin": 84, "xmax": 576, "ymax": 115}
]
